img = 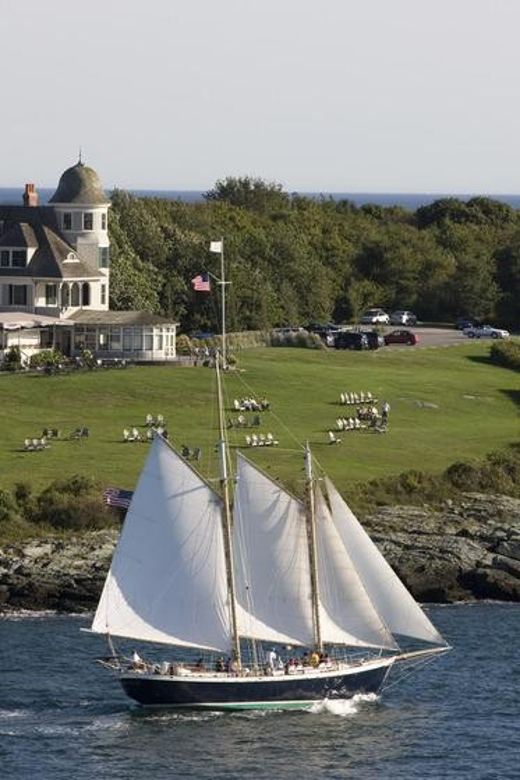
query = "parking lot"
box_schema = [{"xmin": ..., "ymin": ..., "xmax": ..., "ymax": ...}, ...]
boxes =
[{"xmin": 384, "ymin": 326, "xmax": 469, "ymax": 348}]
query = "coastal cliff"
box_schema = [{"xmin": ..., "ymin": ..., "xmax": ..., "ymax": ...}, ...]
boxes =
[{"xmin": 1, "ymin": 492, "xmax": 520, "ymax": 613}]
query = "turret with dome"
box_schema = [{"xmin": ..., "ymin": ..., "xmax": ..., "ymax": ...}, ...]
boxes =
[
  {"xmin": 49, "ymin": 158, "xmax": 110, "ymax": 280},
  {"xmin": 49, "ymin": 160, "xmax": 109, "ymax": 206}
]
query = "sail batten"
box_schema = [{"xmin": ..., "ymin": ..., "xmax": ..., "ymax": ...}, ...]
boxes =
[{"xmin": 91, "ymin": 437, "xmax": 232, "ymax": 653}]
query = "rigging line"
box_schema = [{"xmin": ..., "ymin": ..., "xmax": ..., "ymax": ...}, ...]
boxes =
[
  {"xmin": 379, "ymin": 654, "xmax": 440, "ymax": 693},
  {"xmin": 228, "ymin": 368, "xmax": 308, "ymax": 453}
]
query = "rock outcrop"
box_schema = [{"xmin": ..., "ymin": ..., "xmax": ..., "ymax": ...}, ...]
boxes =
[{"xmin": 1, "ymin": 493, "xmax": 520, "ymax": 613}]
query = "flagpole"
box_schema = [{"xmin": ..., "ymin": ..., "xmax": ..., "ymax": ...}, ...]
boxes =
[{"xmin": 220, "ymin": 237, "xmax": 227, "ymax": 369}]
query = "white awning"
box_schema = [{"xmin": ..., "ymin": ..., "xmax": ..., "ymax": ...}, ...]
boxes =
[{"xmin": 0, "ymin": 313, "xmax": 63, "ymax": 331}]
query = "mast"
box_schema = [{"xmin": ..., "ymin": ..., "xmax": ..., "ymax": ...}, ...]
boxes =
[
  {"xmin": 216, "ymin": 356, "xmax": 241, "ymax": 666},
  {"xmin": 304, "ymin": 445, "xmax": 323, "ymax": 652},
  {"xmin": 209, "ymin": 238, "xmax": 228, "ymax": 369},
  {"xmin": 220, "ymin": 237, "xmax": 227, "ymax": 369}
]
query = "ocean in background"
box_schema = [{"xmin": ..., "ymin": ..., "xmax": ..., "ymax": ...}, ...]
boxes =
[
  {"xmin": 2, "ymin": 187, "xmax": 520, "ymax": 210},
  {"xmin": 1, "ymin": 603, "xmax": 519, "ymax": 780}
]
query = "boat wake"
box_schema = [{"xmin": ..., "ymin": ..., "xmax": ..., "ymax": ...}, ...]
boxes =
[{"xmin": 309, "ymin": 693, "xmax": 380, "ymax": 716}]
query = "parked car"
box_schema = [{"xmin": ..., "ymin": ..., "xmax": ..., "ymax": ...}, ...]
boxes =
[
  {"xmin": 454, "ymin": 316, "xmax": 482, "ymax": 330},
  {"xmin": 390, "ymin": 310, "xmax": 417, "ymax": 325},
  {"xmin": 384, "ymin": 329, "xmax": 419, "ymax": 346},
  {"xmin": 360, "ymin": 308, "xmax": 390, "ymax": 325},
  {"xmin": 273, "ymin": 327, "xmax": 305, "ymax": 336},
  {"xmin": 191, "ymin": 331, "xmax": 214, "ymax": 340},
  {"xmin": 463, "ymin": 324, "xmax": 510, "ymax": 340},
  {"xmin": 334, "ymin": 332, "xmax": 369, "ymax": 350},
  {"xmin": 360, "ymin": 330, "xmax": 385, "ymax": 349},
  {"xmin": 305, "ymin": 322, "xmax": 336, "ymax": 334}
]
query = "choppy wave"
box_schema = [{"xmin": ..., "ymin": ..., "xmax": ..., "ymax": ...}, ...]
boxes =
[{"xmin": 0, "ymin": 708, "xmax": 30, "ymax": 720}]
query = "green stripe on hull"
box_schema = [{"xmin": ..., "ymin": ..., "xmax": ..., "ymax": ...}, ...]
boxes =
[{"xmin": 141, "ymin": 699, "xmax": 317, "ymax": 711}]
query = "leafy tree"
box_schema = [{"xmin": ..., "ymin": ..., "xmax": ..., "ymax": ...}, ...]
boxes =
[{"xmin": 204, "ymin": 177, "xmax": 290, "ymax": 214}]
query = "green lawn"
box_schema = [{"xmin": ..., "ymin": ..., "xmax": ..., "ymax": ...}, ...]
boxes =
[{"xmin": 2, "ymin": 341, "xmax": 519, "ymax": 499}]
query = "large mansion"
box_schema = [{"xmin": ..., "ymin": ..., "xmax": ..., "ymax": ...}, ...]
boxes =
[{"xmin": 0, "ymin": 161, "xmax": 177, "ymax": 362}]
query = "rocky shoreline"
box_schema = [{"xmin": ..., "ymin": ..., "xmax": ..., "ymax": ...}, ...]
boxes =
[{"xmin": 1, "ymin": 492, "xmax": 520, "ymax": 613}]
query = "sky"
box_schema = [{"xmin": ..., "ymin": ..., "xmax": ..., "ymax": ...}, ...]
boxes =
[{"xmin": 3, "ymin": 0, "xmax": 520, "ymax": 194}]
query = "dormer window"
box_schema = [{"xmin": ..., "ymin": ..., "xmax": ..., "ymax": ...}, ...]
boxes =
[
  {"xmin": 63, "ymin": 213, "xmax": 72, "ymax": 230},
  {"xmin": 64, "ymin": 252, "xmax": 78, "ymax": 262},
  {"xmin": 12, "ymin": 250, "xmax": 26, "ymax": 268},
  {"xmin": 0, "ymin": 249, "xmax": 27, "ymax": 267},
  {"xmin": 83, "ymin": 213, "xmax": 93, "ymax": 230}
]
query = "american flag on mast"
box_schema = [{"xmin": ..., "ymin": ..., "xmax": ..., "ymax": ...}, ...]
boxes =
[{"xmin": 191, "ymin": 273, "xmax": 211, "ymax": 292}]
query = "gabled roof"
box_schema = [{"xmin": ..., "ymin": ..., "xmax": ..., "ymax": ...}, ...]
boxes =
[
  {"xmin": 0, "ymin": 205, "xmax": 101, "ymax": 280},
  {"xmin": 0, "ymin": 222, "xmax": 37, "ymax": 248}
]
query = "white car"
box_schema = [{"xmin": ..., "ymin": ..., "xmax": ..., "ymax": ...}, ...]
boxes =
[
  {"xmin": 360, "ymin": 308, "xmax": 390, "ymax": 325},
  {"xmin": 463, "ymin": 324, "xmax": 510, "ymax": 339},
  {"xmin": 390, "ymin": 310, "xmax": 417, "ymax": 325}
]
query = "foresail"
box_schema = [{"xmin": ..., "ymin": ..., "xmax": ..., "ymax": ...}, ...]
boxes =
[
  {"xmin": 91, "ymin": 436, "xmax": 232, "ymax": 653},
  {"xmin": 315, "ymin": 487, "xmax": 397, "ymax": 650},
  {"xmin": 325, "ymin": 479, "xmax": 446, "ymax": 646},
  {"xmin": 233, "ymin": 454, "xmax": 315, "ymax": 647}
]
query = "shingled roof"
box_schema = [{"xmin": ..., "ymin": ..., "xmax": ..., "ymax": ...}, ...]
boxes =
[
  {"xmin": 0, "ymin": 222, "xmax": 37, "ymax": 249},
  {"xmin": 49, "ymin": 162, "xmax": 109, "ymax": 205},
  {"xmin": 65, "ymin": 311, "xmax": 178, "ymax": 326},
  {"xmin": 0, "ymin": 206, "xmax": 100, "ymax": 279}
]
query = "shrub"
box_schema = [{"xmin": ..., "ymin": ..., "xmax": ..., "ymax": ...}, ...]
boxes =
[
  {"xmin": 269, "ymin": 331, "xmax": 325, "ymax": 349},
  {"xmin": 0, "ymin": 489, "xmax": 22, "ymax": 524},
  {"xmin": 30, "ymin": 475, "xmax": 112, "ymax": 530},
  {"xmin": 489, "ymin": 341, "xmax": 520, "ymax": 372},
  {"xmin": 176, "ymin": 334, "xmax": 193, "ymax": 355},
  {"xmin": 29, "ymin": 349, "xmax": 67, "ymax": 369},
  {"xmin": 3, "ymin": 346, "xmax": 22, "ymax": 372}
]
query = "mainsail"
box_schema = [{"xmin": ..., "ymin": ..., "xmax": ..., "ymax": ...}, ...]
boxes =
[
  {"xmin": 232, "ymin": 454, "xmax": 315, "ymax": 646},
  {"xmin": 325, "ymin": 478, "xmax": 446, "ymax": 646},
  {"xmin": 91, "ymin": 436, "xmax": 232, "ymax": 652}
]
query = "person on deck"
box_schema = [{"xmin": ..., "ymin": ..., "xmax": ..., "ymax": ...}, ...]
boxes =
[{"xmin": 266, "ymin": 648, "xmax": 277, "ymax": 671}]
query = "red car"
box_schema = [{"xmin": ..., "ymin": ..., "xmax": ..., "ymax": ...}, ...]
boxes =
[{"xmin": 384, "ymin": 329, "xmax": 419, "ymax": 346}]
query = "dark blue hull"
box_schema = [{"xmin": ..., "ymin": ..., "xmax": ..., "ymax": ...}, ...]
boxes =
[{"xmin": 119, "ymin": 659, "xmax": 393, "ymax": 710}]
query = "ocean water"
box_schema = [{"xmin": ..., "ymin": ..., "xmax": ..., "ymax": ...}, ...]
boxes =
[
  {"xmin": 1, "ymin": 603, "xmax": 519, "ymax": 779},
  {"xmin": 2, "ymin": 187, "xmax": 520, "ymax": 210}
]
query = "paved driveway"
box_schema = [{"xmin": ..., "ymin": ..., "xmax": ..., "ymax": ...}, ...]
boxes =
[{"xmin": 383, "ymin": 327, "xmax": 469, "ymax": 348}]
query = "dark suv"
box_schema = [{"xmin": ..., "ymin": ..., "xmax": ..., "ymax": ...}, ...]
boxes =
[{"xmin": 334, "ymin": 332, "xmax": 369, "ymax": 350}]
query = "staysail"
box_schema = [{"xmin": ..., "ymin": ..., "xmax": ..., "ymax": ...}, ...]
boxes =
[
  {"xmin": 91, "ymin": 436, "xmax": 232, "ymax": 653},
  {"xmin": 325, "ymin": 478, "xmax": 446, "ymax": 646},
  {"xmin": 314, "ymin": 486, "xmax": 397, "ymax": 650}
]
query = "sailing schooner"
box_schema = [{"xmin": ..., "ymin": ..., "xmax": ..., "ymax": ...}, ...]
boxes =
[
  {"xmin": 89, "ymin": 237, "xmax": 448, "ymax": 709},
  {"xmin": 89, "ymin": 364, "xmax": 449, "ymax": 710}
]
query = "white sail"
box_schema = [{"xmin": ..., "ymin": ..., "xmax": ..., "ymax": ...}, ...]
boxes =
[
  {"xmin": 325, "ymin": 479, "xmax": 446, "ymax": 645},
  {"xmin": 233, "ymin": 454, "xmax": 316, "ymax": 646},
  {"xmin": 91, "ymin": 436, "xmax": 232, "ymax": 653},
  {"xmin": 314, "ymin": 487, "xmax": 397, "ymax": 650}
]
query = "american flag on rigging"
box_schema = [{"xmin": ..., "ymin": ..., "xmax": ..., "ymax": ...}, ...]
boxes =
[
  {"xmin": 191, "ymin": 273, "xmax": 211, "ymax": 292},
  {"xmin": 103, "ymin": 487, "xmax": 134, "ymax": 510}
]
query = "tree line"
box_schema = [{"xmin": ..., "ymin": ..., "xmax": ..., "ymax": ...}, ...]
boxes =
[{"xmin": 108, "ymin": 178, "xmax": 520, "ymax": 333}]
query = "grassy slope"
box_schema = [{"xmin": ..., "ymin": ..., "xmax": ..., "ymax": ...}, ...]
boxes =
[{"xmin": 1, "ymin": 341, "xmax": 519, "ymax": 501}]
